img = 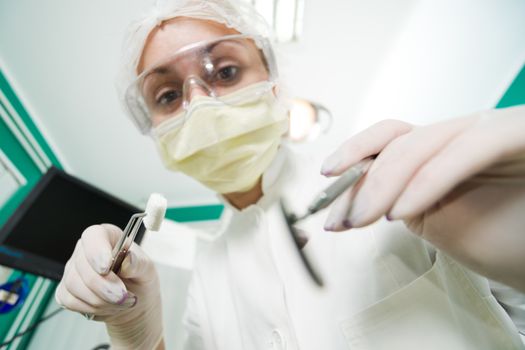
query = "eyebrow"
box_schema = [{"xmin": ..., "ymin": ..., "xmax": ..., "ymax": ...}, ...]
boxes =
[
  {"xmin": 144, "ymin": 66, "xmax": 172, "ymax": 82},
  {"xmin": 148, "ymin": 40, "xmax": 246, "ymax": 74},
  {"xmin": 205, "ymin": 39, "xmax": 246, "ymax": 54}
]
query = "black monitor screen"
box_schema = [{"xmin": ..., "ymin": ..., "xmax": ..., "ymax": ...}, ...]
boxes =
[{"xmin": 0, "ymin": 167, "xmax": 144, "ymax": 281}]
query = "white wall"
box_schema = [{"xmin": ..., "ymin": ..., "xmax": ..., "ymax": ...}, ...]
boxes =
[
  {"xmin": 280, "ymin": 0, "xmax": 417, "ymax": 155},
  {"xmin": 281, "ymin": 0, "xmax": 525, "ymax": 156},
  {"xmin": 355, "ymin": 0, "xmax": 525, "ymax": 130}
]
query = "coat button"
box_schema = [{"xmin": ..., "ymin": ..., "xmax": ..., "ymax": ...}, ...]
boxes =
[{"xmin": 270, "ymin": 329, "xmax": 286, "ymax": 350}]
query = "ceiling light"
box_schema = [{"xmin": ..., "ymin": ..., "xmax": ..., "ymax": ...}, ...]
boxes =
[{"xmin": 287, "ymin": 98, "xmax": 332, "ymax": 142}]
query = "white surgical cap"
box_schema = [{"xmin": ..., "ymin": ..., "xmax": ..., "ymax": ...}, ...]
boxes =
[{"xmin": 116, "ymin": 0, "xmax": 273, "ymax": 109}]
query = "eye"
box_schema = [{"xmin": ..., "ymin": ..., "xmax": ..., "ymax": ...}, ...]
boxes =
[
  {"xmin": 215, "ymin": 66, "xmax": 239, "ymax": 82},
  {"xmin": 157, "ymin": 89, "xmax": 182, "ymax": 106}
]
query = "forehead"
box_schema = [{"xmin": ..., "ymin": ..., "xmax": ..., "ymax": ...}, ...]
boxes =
[{"xmin": 138, "ymin": 17, "xmax": 240, "ymax": 74}]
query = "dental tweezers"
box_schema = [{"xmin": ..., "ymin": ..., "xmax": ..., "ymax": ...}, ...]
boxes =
[{"xmin": 103, "ymin": 213, "xmax": 146, "ymax": 275}]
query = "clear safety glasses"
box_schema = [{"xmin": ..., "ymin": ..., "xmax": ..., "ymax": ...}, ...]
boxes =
[{"xmin": 124, "ymin": 34, "xmax": 278, "ymax": 134}]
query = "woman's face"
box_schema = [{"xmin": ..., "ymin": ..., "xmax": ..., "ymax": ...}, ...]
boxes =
[{"xmin": 138, "ymin": 18, "xmax": 270, "ymax": 127}]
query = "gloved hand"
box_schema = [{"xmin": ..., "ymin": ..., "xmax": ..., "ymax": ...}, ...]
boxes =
[
  {"xmin": 321, "ymin": 105, "xmax": 525, "ymax": 291},
  {"xmin": 55, "ymin": 224, "xmax": 164, "ymax": 349}
]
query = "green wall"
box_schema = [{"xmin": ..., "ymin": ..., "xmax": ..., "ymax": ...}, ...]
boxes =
[
  {"xmin": 0, "ymin": 69, "xmax": 60, "ymax": 349},
  {"xmin": 497, "ymin": 64, "xmax": 525, "ymax": 108},
  {"xmin": 166, "ymin": 204, "xmax": 224, "ymax": 222},
  {"xmin": 0, "ymin": 71, "xmax": 62, "ymax": 229}
]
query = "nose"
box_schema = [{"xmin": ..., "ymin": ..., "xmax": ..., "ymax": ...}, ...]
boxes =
[{"xmin": 182, "ymin": 76, "xmax": 214, "ymax": 108}]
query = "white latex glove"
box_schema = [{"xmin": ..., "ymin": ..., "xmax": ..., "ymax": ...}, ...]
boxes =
[
  {"xmin": 321, "ymin": 105, "xmax": 525, "ymax": 291},
  {"xmin": 55, "ymin": 224, "xmax": 164, "ymax": 350}
]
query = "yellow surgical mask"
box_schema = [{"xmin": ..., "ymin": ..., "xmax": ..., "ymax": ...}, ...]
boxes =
[{"xmin": 152, "ymin": 82, "xmax": 289, "ymax": 194}]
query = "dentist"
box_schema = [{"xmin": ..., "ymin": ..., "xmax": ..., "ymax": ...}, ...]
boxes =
[{"xmin": 55, "ymin": 1, "xmax": 525, "ymax": 349}]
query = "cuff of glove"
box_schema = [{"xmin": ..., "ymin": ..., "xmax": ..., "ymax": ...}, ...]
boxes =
[
  {"xmin": 106, "ymin": 306, "xmax": 164, "ymax": 350},
  {"xmin": 107, "ymin": 324, "xmax": 164, "ymax": 350}
]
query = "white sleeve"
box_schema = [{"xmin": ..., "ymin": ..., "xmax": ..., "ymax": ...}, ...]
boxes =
[
  {"xmin": 489, "ymin": 279, "xmax": 525, "ymax": 334},
  {"xmin": 182, "ymin": 275, "xmax": 207, "ymax": 350}
]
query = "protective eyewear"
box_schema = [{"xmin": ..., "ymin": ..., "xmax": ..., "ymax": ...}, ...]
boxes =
[{"xmin": 124, "ymin": 34, "xmax": 278, "ymax": 134}]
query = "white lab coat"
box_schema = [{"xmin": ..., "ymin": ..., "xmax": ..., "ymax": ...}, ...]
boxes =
[{"xmin": 182, "ymin": 147, "xmax": 525, "ymax": 350}]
